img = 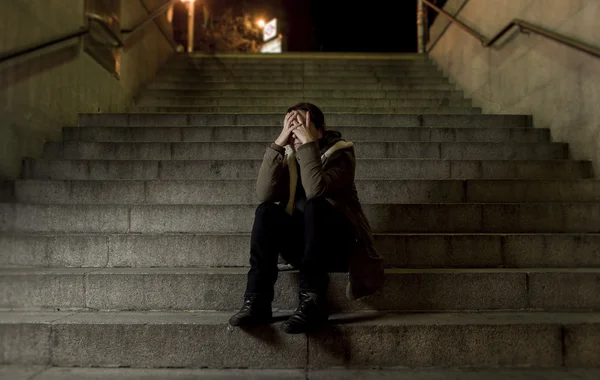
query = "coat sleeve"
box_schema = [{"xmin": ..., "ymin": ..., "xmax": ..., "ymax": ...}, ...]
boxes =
[
  {"xmin": 256, "ymin": 143, "xmax": 290, "ymax": 203},
  {"xmin": 295, "ymin": 141, "xmax": 355, "ymax": 199}
]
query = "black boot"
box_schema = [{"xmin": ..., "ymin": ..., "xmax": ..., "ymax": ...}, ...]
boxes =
[
  {"xmin": 281, "ymin": 292, "xmax": 328, "ymax": 334},
  {"xmin": 228, "ymin": 296, "xmax": 272, "ymax": 327}
]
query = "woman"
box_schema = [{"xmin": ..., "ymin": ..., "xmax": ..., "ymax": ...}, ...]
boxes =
[{"xmin": 229, "ymin": 103, "xmax": 384, "ymax": 334}]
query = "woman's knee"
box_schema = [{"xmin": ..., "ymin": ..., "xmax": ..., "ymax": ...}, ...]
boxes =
[
  {"xmin": 255, "ymin": 201, "xmax": 284, "ymax": 219},
  {"xmin": 303, "ymin": 197, "xmax": 330, "ymax": 213}
]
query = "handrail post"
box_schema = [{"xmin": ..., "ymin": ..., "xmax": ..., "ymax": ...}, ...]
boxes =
[
  {"xmin": 417, "ymin": 0, "xmax": 426, "ymax": 53},
  {"xmin": 187, "ymin": 1, "xmax": 195, "ymax": 53}
]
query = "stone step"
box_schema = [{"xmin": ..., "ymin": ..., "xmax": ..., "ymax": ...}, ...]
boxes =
[
  {"xmin": 2, "ymin": 367, "xmax": 600, "ymax": 380},
  {"xmin": 187, "ymin": 52, "xmax": 424, "ymax": 58},
  {"xmin": 156, "ymin": 67, "xmax": 443, "ymax": 77},
  {"xmin": 186, "ymin": 53, "xmax": 426, "ymax": 59},
  {"xmin": 42, "ymin": 142, "xmax": 567, "ymax": 160},
  {"xmin": 62, "ymin": 126, "xmax": 550, "ymax": 143},
  {"xmin": 131, "ymin": 106, "xmax": 482, "ymax": 115},
  {"xmin": 182, "ymin": 58, "xmax": 433, "ymax": 67},
  {"xmin": 165, "ymin": 58, "xmax": 433, "ymax": 65},
  {"xmin": 178, "ymin": 61, "xmax": 435, "ymax": 68},
  {"xmin": 147, "ymin": 82, "xmax": 459, "ymax": 91},
  {"xmin": 78, "ymin": 113, "xmax": 531, "ymax": 127},
  {"xmin": 2, "ymin": 267, "xmax": 600, "ymax": 311},
  {"xmin": 2, "ymin": 203, "xmax": 600, "ymax": 233},
  {"xmin": 151, "ymin": 76, "xmax": 450, "ymax": 84},
  {"xmin": 9, "ymin": 180, "xmax": 600, "ymax": 205},
  {"xmin": 3, "ymin": 310, "xmax": 598, "ymax": 367},
  {"xmin": 139, "ymin": 89, "xmax": 467, "ymax": 99},
  {"xmin": 22, "ymin": 159, "xmax": 593, "ymax": 181},
  {"xmin": 180, "ymin": 62, "xmax": 436, "ymax": 70},
  {"xmin": 2, "ymin": 232, "xmax": 599, "ymax": 269},
  {"xmin": 134, "ymin": 97, "xmax": 473, "ymax": 108},
  {"xmin": 182, "ymin": 59, "xmax": 432, "ymax": 67}
]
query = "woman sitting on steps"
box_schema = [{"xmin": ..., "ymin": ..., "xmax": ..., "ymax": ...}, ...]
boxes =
[{"xmin": 229, "ymin": 102, "xmax": 384, "ymax": 334}]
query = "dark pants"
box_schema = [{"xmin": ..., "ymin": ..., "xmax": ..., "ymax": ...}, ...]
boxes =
[{"xmin": 245, "ymin": 197, "xmax": 355, "ymax": 302}]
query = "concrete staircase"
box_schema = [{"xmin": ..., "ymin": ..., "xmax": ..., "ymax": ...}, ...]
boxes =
[{"xmin": 1, "ymin": 52, "xmax": 600, "ymax": 377}]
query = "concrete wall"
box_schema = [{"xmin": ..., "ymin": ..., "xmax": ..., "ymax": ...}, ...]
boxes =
[
  {"xmin": 0, "ymin": 0, "xmax": 175, "ymax": 179},
  {"xmin": 427, "ymin": 0, "xmax": 600, "ymax": 174}
]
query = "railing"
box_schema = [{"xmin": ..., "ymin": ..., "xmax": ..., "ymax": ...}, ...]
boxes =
[
  {"xmin": 87, "ymin": 13, "xmax": 124, "ymax": 48},
  {"xmin": 122, "ymin": 0, "xmax": 177, "ymax": 47},
  {"xmin": 0, "ymin": 27, "xmax": 88, "ymax": 64},
  {"xmin": 418, "ymin": 0, "xmax": 600, "ymax": 59},
  {"xmin": 0, "ymin": 0, "xmax": 176, "ymax": 65}
]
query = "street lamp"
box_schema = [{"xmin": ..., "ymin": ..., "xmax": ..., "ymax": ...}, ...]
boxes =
[{"xmin": 181, "ymin": 0, "xmax": 196, "ymax": 53}]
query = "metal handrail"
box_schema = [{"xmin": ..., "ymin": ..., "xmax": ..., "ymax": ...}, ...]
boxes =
[
  {"xmin": 422, "ymin": 0, "xmax": 600, "ymax": 59},
  {"xmin": 0, "ymin": 1, "xmax": 175, "ymax": 65},
  {"xmin": 122, "ymin": 0, "xmax": 177, "ymax": 45},
  {"xmin": 0, "ymin": 27, "xmax": 89, "ymax": 64},
  {"xmin": 87, "ymin": 13, "xmax": 124, "ymax": 48},
  {"xmin": 0, "ymin": 15, "xmax": 122, "ymax": 64}
]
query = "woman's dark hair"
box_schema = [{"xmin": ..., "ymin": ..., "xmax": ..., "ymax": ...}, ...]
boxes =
[{"xmin": 287, "ymin": 102, "xmax": 326, "ymax": 131}]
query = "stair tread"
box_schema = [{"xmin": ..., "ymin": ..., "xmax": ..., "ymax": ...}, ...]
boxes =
[
  {"xmin": 78, "ymin": 112, "xmax": 527, "ymax": 116},
  {"xmin": 30, "ymin": 158, "xmax": 576, "ymax": 161},
  {"xmin": 2, "ymin": 309, "xmax": 600, "ymax": 325},
  {"xmin": 4, "ymin": 202, "xmax": 600, "ymax": 206},
  {"xmin": 53, "ymin": 141, "xmax": 561, "ymax": 144},
  {"xmin": 13, "ymin": 178, "xmax": 600, "ymax": 183},
  {"xmin": 4, "ymin": 231, "xmax": 600, "ymax": 236},
  {"xmin": 3, "ymin": 267, "xmax": 600, "ymax": 274},
  {"xmin": 1, "ymin": 366, "xmax": 599, "ymax": 380},
  {"xmin": 64, "ymin": 125, "xmax": 535, "ymax": 129}
]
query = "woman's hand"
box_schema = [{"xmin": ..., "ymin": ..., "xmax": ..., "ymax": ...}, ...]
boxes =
[
  {"xmin": 291, "ymin": 111, "xmax": 318, "ymax": 145},
  {"xmin": 274, "ymin": 110, "xmax": 298, "ymax": 147}
]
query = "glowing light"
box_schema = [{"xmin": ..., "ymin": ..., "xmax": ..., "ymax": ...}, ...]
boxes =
[{"xmin": 257, "ymin": 19, "xmax": 265, "ymax": 28}]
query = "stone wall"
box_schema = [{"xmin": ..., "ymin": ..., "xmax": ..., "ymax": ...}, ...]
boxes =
[
  {"xmin": 0, "ymin": 0, "xmax": 175, "ymax": 179},
  {"xmin": 428, "ymin": 0, "xmax": 600, "ymax": 174}
]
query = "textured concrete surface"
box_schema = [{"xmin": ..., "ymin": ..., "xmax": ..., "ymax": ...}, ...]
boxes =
[
  {"xmin": 134, "ymin": 106, "xmax": 482, "ymax": 115},
  {"xmin": 78, "ymin": 113, "xmax": 531, "ymax": 127},
  {"xmin": 15, "ymin": 179, "xmax": 600, "ymax": 204},
  {"xmin": 158, "ymin": 66, "xmax": 441, "ymax": 74},
  {"xmin": 151, "ymin": 76, "xmax": 452, "ymax": 84},
  {"xmin": 0, "ymin": 365, "xmax": 45, "ymax": 379},
  {"xmin": 3, "ymin": 366, "xmax": 600, "ymax": 379},
  {"xmin": 0, "ymin": 1, "xmax": 174, "ymax": 179},
  {"xmin": 3, "ymin": 203, "xmax": 600, "ymax": 234},
  {"xmin": 563, "ymin": 323, "xmax": 600, "ymax": 366},
  {"xmin": 2, "ymin": 233, "xmax": 600, "ymax": 269},
  {"xmin": 529, "ymin": 270, "xmax": 600, "ymax": 309},
  {"xmin": 42, "ymin": 141, "xmax": 567, "ymax": 160},
  {"xmin": 141, "ymin": 89, "xmax": 464, "ymax": 99},
  {"xmin": 428, "ymin": 0, "xmax": 600, "ymax": 173},
  {"xmin": 27, "ymin": 179, "xmax": 468, "ymax": 205},
  {"xmin": 0, "ymin": 312, "xmax": 72, "ymax": 365},
  {"xmin": 3, "ymin": 311, "xmax": 600, "ymax": 368},
  {"xmin": 0, "ymin": 233, "xmax": 109, "ymax": 267},
  {"xmin": 310, "ymin": 369, "xmax": 600, "ymax": 379},
  {"xmin": 147, "ymin": 82, "xmax": 461, "ymax": 92},
  {"xmin": 62, "ymin": 126, "xmax": 550, "ymax": 143},
  {"xmin": 0, "ymin": 268, "xmax": 87, "ymax": 309},
  {"xmin": 136, "ymin": 96, "xmax": 474, "ymax": 108},
  {"xmin": 156, "ymin": 66, "xmax": 441, "ymax": 74},
  {"xmin": 22, "ymin": 159, "xmax": 593, "ymax": 181},
  {"xmin": 3, "ymin": 268, "xmax": 600, "ymax": 312},
  {"xmin": 50, "ymin": 311, "xmax": 305, "ymax": 368}
]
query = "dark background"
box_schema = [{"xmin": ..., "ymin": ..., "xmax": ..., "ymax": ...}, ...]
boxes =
[
  {"xmin": 173, "ymin": 0, "xmax": 448, "ymax": 53},
  {"xmin": 285, "ymin": 1, "xmax": 418, "ymax": 52}
]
